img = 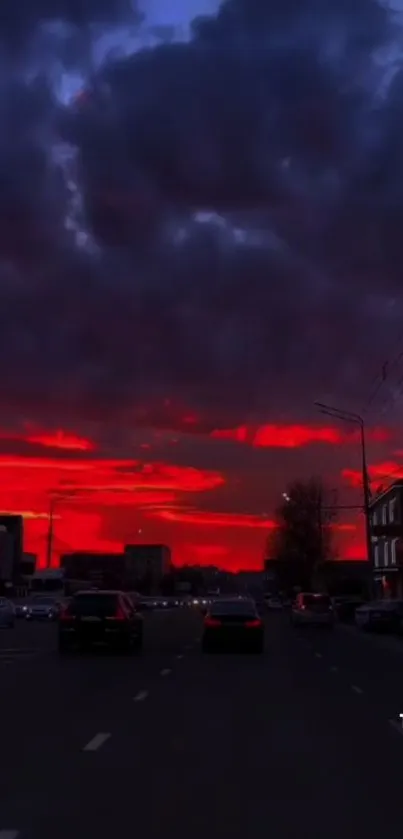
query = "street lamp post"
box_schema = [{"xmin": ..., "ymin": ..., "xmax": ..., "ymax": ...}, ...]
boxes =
[
  {"xmin": 46, "ymin": 488, "xmax": 79, "ymax": 569},
  {"xmin": 314, "ymin": 402, "xmax": 373, "ymax": 593},
  {"xmin": 46, "ymin": 494, "xmax": 56, "ymax": 569}
]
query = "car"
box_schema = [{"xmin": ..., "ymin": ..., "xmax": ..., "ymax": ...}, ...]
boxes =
[
  {"xmin": 202, "ymin": 598, "xmax": 264, "ymax": 653},
  {"xmin": 332, "ymin": 596, "xmax": 364, "ymax": 623},
  {"xmin": 264, "ymin": 595, "xmax": 283, "ymax": 610},
  {"xmin": 0, "ymin": 597, "xmax": 15, "ymax": 628},
  {"xmin": 14, "ymin": 601, "xmax": 29, "ymax": 618},
  {"xmin": 25, "ymin": 595, "xmax": 60, "ymax": 621},
  {"xmin": 291, "ymin": 592, "xmax": 334, "ymax": 628},
  {"xmin": 355, "ymin": 600, "xmax": 403, "ymax": 633},
  {"xmin": 58, "ymin": 590, "xmax": 144, "ymax": 654}
]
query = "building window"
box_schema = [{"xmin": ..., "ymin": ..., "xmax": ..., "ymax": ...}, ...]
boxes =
[
  {"xmin": 391, "ymin": 539, "xmax": 398, "ymax": 565},
  {"xmin": 390, "ymin": 498, "xmax": 396, "ymax": 522},
  {"xmin": 382, "ymin": 504, "xmax": 388, "ymax": 525},
  {"xmin": 374, "ymin": 544, "xmax": 379, "ymax": 568},
  {"xmin": 384, "ymin": 541, "xmax": 389, "ymax": 567},
  {"xmin": 372, "ymin": 510, "xmax": 378, "ymax": 527}
]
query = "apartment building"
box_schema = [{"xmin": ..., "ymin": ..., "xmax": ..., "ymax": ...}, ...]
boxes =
[{"xmin": 369, "ymin": 481, "xmax": 403, "ymax": 598}]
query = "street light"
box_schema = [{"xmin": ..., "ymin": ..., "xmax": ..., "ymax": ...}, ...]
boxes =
[
  {"xmin": 314, "ymin": 402, "xmax": 373, "ymax": 579},
  {"xmin": 46, "ymin": 488, "xmax": 81, "ymax": 568}
]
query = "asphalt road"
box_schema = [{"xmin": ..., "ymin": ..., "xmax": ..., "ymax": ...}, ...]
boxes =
[{"xmin": 2, "ymin": 609, "xmax": 403, "ymax": 838}]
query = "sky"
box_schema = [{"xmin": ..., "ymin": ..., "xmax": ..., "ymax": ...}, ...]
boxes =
[{"xmin": 2, "ymin": 0, "xmax": 403, "ymax": 569}]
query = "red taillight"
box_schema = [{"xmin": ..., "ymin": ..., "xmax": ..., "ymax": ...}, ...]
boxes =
[
  {"xmin": 115, "ymin": 605, "xmax": 126, "ymax": 621},
  {"xmin": 245, "ymin": 619, "xmax": 261, "ymax": 628},
  {"xmin": 60, "ymin": 606, "xmax": 73, "ymax": 622},
  {"xmin": 299, "ymin": 605, "xmax": 306, "ymax": 611},
  {"xmin": 205, "ymin": 617, "xmax": 221, "ymax": 628}
]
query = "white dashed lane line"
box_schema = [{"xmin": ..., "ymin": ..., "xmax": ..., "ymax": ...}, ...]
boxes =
[
  {"xmin": 176, "ymin": 654, "xmax": 184, "ymax": 659},
  {"xmin": 160, "ymin": 668, "xmax": 172, "ymax": 676},
  {"xmin": 351, "ymin": 685, "xmax": 363, "ymax": 694},
  {"xmin": 0, "ymin": 831, "xmax": 20, "ymax": 839},
  {"xmin": 315, "ymin": 652, "xmax": 322, "ymax": 658},
  {"xmin": 330, "ymin": 665, "xmax": 338, "ymax": 672},
  {"xmin": 82, "ymin": 733, "xmax": 111, "ymax": 752},
  {"xmin": 134, "ymin": 690, "xmax": 148, "ymax": 702}
]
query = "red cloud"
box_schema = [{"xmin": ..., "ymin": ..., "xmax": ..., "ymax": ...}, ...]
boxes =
[
  {"xmin": 342, "ymin": 461, "xmax": 403, "ymax": 488},
  {"xmin": 150, "ymin": 509, "xmax": 275, "ymax": 529},
  {"xmin": 0, "ymin": 452, "xmax": 226, "ymax": 567},
  {"xmin": 0, "ymin": 455, "xmax": 224, "ymax": 494},
  {"xmin": 0, "ymin": 427, "xmax": 96, "ymax": 452},
  {"xmin": 149, "ymin": 508, "xmax": 356, "ymax": 531},
  {"xmin": 25, "ymin": 431, "xmax": 95, "ymax": 451},
  {"xmin": 211, "ymin": 424, "xmax": 391, "ymax": 448}
]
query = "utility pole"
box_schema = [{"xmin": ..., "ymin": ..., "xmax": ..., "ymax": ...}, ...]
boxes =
[
  {"xmin": 315, "ymin": 402, "xmax": 373, "ymax": 597},
  {"xmin": 317, "ymin": 487, "xmax": 323, "ymax": 564},
  {"xmin": 46, "ymin": 494, "xmax": 56, "ymax": 569}
]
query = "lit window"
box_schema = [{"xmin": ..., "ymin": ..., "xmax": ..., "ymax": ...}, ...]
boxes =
[
  {"xmin": 372, "ymin": 510, "xmax": 378, "ymax": 526},
  {"xmin": 384, "ymin": 541, "xmax": 389, "ymax": 567},
  {"xmin": 382, "ymin": 504, "xmax": 388, "ymax": 525},
  {"xmin": 390, "ymin": 498, "xmax": 396, "ymax": 522},
  {"xmin": 391, "ymin": 539, "xmax": 397, "ymax": 565},
  {"xmin": 374, "ymin": 544, "xmax": 379, "ymax": 568}
]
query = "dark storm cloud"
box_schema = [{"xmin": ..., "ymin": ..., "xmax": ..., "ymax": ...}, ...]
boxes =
[
  {"xmin": 0, "ymin": 0, "xmax": 141, "ymax": 49},
  {"xmin": 1, "ymin": 0, "xmax": 403, "ymax": 430}
]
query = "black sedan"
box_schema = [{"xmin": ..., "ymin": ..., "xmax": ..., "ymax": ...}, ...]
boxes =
[
  {"xmin": 202, "ymin": 598, "xmax": 264, "ymax": 653},
  {"xmin": 58, "ymin": 590, "xmax": 143, "ymax": 653}
]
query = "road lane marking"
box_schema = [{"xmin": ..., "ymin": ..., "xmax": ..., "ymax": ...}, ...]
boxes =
[
  {"xmin": 351, "ymin": 685, "xmax": 363, "ymax": 694},
  {"xmin": 176, "ymin": 654, "xmax": 184, "ymax": 659},
  {"xmin": 0, "ymin": 831, "xmax": 20, "ymax": 839},
  {"xmin": 315, "ymin": 652, "xmax": 322, "ymax": 658},
  {"xmin": 160, "ymin": 668, "xmax": 171, "ymax": 676},
  {"xmin": 389, "ymin": 719, "xmax": 403, "ymax": 737},
  {"xmin": 134, "ymin": 690, "xmax": 148, "ymax": 702},
  {"xmin": 83, "ymin": 732, "xmax": 111, "ymax": 752},
  {"xmin": 330, "ymin": 665, "xmax": 338, "ymax": 672}
]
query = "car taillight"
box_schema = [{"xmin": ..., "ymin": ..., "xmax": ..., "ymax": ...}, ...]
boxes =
[
  {"xmin": 60, "ymin": 606, "xmax": 73, "ymax": 621},
  {"xmin": 204, "ymin": 617, "xmax": 221, "ymax": 628},
  {"xmin": 245, "ymin": 619, "xmax": 261, "ymax": 628},
  {"xmin": 300, "ymin": 605, "xmax": 306, "ymax": 610},
  {"xmin": 105, "ymin": 604, "xmax": 127, "ymax": 621}
]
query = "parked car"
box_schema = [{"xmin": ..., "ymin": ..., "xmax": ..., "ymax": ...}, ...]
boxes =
[
  {"xmin": 332, "ymin": 596, "xmax": 365, "ymax": 623},
  {"xmin": 355, "ymin": 600, "xmax": 403, "ymax": 633}
]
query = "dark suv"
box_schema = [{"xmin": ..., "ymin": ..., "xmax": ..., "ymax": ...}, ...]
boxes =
[{"xmin": 58, "ymin": 590, "xmax": 144, "ymax": 654}]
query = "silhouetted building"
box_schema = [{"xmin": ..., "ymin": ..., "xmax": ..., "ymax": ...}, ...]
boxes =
[
  {"xmin": 124, "ymin": 544, "xmax": 171, "ymax": 592},
  {"xmin": 0, "ymin": 515, "xmax": 23, "ymax": 584},
  {"xmin": 61, "ymin": 551, "xmax": 125, "ymax": 592}
]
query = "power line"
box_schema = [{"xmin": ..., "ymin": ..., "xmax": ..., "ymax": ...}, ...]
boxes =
[{"xmin": 362, "ymin": 327, "xmax": 403, "ymax": 417}]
